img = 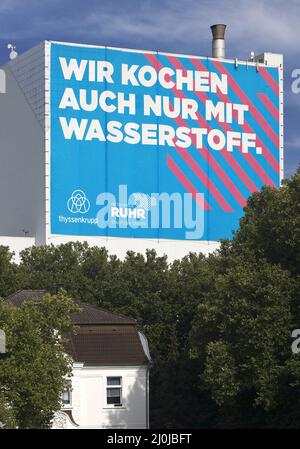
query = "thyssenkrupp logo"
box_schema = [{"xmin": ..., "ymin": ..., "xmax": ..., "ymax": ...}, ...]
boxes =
[{"xmin": 67, "ymin": 190, "xmax": 90, "ymax": 214}]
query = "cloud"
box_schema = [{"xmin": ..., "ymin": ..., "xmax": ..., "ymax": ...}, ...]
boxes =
[
  {"xmin": 0, "ymin": 0, "xmax": 299, "ymax": 176},
  {"xmin": 0, "ymin": 0, "xmax": 299, "ymax": 58},
  {"xmin": 285, "ymin": 136, "xmax": 300, "ymax": 149}
]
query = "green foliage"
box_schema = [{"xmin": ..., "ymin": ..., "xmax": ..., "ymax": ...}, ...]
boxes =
[
  {"xmin": 190, "ymin": 257, "xmax": 297, "ymax": 423},
  {"xmin": 0, "ymin": 293, "xmax": 78, "ymax": 428},
  {"xmin": 14, "ymin": 244, "xmax": 217, "ymax": 427},
  {"xmin": 189, "ymin": 167, "xmax": 300, "ymax": 427},
  {"xmin": 203, "ymin": 341, "xmax": 240, "ymax": 406},
  {"xmin": 0, "ymin": 246, "xmax": 20, "ymax": 297},
  {"xmin": 0, "ymin": 393, "xmax": 16, "ymax": 429},
  {"xmin": 230, "ymin": 167, "xmax": 300, "ymax": 275},
  {"xmin": 0, "ymin": 167, "xmax": 300, "ymax": 428}
]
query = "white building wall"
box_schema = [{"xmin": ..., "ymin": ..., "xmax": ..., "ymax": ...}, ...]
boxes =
[
  {"xmin": 9, "ymin": 43, "xmax": 46, "ymax": 129},
  {"xmin": 0, "ymin": 44, "xmax": 45, "ymax": 243},
  {"xmin": 0, "ymin": 236, "xmax": 35, "ymax": 262},
  {"xmin": 56, "ymin": 364, "xmax": 148, "ymax": 429},
  {"xmin": 47, "ymin": 234, "xmax": 219, "ymax": 261},
  {"xmin": 0, "ymin": 234, "xmax": 219, "ymax": 262}
]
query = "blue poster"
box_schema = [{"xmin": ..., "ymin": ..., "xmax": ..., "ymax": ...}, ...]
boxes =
[{"xmin": 50, "ymin": 42, "xmax": 280, "ymax": 241}]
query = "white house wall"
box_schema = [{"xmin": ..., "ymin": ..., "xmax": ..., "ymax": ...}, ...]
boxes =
[{"xmin": 61, "ymin": 365, "xmax": 148, "ymax": 429}]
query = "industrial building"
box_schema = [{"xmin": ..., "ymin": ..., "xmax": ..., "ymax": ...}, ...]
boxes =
[{"xmin": 0, "ymin": 26, "xmax": 283, "ymax": 261}]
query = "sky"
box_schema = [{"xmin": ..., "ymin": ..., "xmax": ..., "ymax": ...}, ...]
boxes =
[{"xmin": 0, "ymin": 0, "xmax": 298, "ymax": 177}]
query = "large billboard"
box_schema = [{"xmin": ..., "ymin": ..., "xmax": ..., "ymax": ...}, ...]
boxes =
[{"xmin": 50, "ymin": 42, "xmax": 281, "ymax": 241}]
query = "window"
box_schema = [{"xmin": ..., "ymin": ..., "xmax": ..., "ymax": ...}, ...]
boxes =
[
  {"xmin": 107, "ymin": 377, "xmax": 122, "ymax": 406},
  {"xmin": 61, "ymin": 380, "xmax": 72, "ymax": 406}
]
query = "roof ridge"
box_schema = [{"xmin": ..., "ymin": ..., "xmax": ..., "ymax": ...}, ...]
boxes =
[
  {"xmin": 5, "ymin": 289, "xmax": 47, "ymax": 301},
  {"xmin": 81, "ymin": 303, "xmax": 136, "ymax": 323},
  {"xmin": 5, "ymin": 291, "xmax": 137, "ymax": 325},
  {"xmin": 5, "ymin": 289, "xmax": 23, "ymax": 300},
  {"xmin": 6, "ymin": 289, "xmax": 46, "ymax": 295}
]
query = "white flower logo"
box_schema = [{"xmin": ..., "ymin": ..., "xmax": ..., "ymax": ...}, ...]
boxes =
[{"xmin": 67, "ymin": 190, "xmax": 90, "ymax": 214}]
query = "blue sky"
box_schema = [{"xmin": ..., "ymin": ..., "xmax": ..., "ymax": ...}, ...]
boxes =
[{"xmin": 0, "ymin": 0, "xmax": 298, "ymax": 177}]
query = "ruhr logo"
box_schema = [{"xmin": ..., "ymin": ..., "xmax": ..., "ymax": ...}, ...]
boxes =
[{"xmin": 67, "ymin": 190, "xmax": 90, "ymax": 214}]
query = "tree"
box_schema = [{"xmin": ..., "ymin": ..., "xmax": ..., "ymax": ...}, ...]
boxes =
[
  {"xmin": 190, "ymin": 168, "xmax": 300, "ymax": 428},
  {"xmin": 230, "ymin": 167, "xmax": 300, "ymax": 276},
  {"xmin": 0, "ymin": 246, "xmax": 19, "ymax": 298},
  {"xmin": 17, "ymin": 242, "xmax": 102, "ymax": 301},
  {"xmin": 0, "ymin": 393, "xmax": 16, "ymax": 429},
  {"xmin": 10, "ymin": 168, "xmax": 300, "ymax": 428},
  {"xmin": 0, "ymin": 292, "xmax": 78, "ymax": 428},
  {"xmin": 190, "ymin": 256, "xmax": 297, "ymax": 424}
]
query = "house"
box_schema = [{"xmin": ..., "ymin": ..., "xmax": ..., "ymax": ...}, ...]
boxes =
[{"xmin": 6, "ymin": 290, "xmax": 151, "ymax": 429}]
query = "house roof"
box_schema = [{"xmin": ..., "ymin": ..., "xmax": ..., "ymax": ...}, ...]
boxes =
[
  {"xmin": 5, "ymin": 290, "xmax": 149, "ymax": 366},
  {"xmin": 67, "ymin": 326, "xmax": 148, "ymax": 366},
  {"xmin": 71, "ymin": 303, "xmax": 136, "ymax": 325},
  {"xmin": 5, "ymin": 290, "xmax": 136, "ymax": 325},
  {"xmin": 6, "ymin": 289, "xmax": 47, "ymax": 306}
]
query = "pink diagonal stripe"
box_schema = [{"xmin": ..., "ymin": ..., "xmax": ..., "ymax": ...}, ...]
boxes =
[
  {"xmin": 145, "ymin": 53, "xmax": 248, "ymax": 208},
  {"xmin": 167, "ymin": 155, "xmax": 211, "ymax": 210},
  {"xmin": 190, "ymin": 57, "xmax": 278, "ymax": 183},
  {"xmin": 168, "ymin": 55, "xmax": 258, "ymax": 194},
  {"xmin": 259, "ymin": 67, "xmax": 279, "ymax": 95},
  {"xmin": 257, "ymin": 93, "xmax": 279, "ymax": 122},
  {"xmin": 212, "ymin": 60, "xmax": 279, "ymax": 148},
  {"xmin": 173, "ymin": 140, "xmax": 234, "ymax": 211},
  {"xmin": 240, "ymin": 121, "xmax": 279, "ymax": 173},
  {"xmin": 174, "ymin": 115, "xmax": 247, "ymax": 207}
]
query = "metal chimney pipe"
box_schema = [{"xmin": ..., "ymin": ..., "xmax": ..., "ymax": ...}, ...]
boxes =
[{"xmin": 211, "ymin": 24, "xmax": 226, "ymax": 58}]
